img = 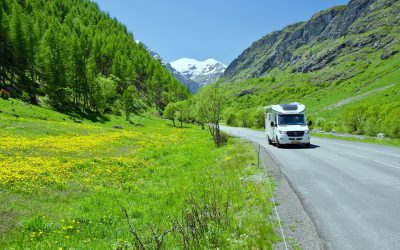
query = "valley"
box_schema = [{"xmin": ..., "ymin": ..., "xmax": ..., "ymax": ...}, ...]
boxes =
[{"xmin": 1, "ymin": 0, "xmax": 399, "ymax": 249}]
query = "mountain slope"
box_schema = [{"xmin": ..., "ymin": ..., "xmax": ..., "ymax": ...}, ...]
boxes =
[
  {"xmin": 171, "ymin": 58, "xmax": 226, "ymax": 86},
  {"xmin": 220, "ymin": 0, "xmax": 400, "ymax": 138},
  {"xmin": 224, "ymin": 0, "xmax": 399, "ymax": 81},
  {"xmin": 140, "ymin": 42, "xmax": 201, "ymax": 93},
  {"xmin": 0, "ymin": 0, "xmax": 189, "ymax": 114}
]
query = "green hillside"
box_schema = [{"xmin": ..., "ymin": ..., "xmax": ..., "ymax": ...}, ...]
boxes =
[
  {"xmin": 0, "ymin": 0, "xmax": 189, "ymax": 115},
  {"xmin": 221, "ymin": 0, "xmax": 400, "ymax": 138}
]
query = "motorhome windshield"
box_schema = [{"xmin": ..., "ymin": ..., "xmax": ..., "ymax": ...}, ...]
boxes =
[{"xmin": 278, "ymin": 114, "xmax": 305, "ymax": 125}]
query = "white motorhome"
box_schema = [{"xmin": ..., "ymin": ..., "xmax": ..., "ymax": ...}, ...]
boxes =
[{"xmin": 265, "ymin": 103, "xmax": 312, "ymax": 148}]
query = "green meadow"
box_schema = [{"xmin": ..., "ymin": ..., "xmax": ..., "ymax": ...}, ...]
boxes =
[{"xmin": 0, "ymin": 98, "xmax": 277, "ymax": 249}]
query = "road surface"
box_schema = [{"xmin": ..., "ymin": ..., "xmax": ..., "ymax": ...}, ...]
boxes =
[{"xmin": 221, "ymin": 126, "xmax": 400, "ymax": 250}]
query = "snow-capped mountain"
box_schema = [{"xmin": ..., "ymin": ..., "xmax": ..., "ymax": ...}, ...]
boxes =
[
  {"xmin": 137, "ymin": 41, "xmax": 200, "ymax": 93},
  {"xmin": 170, "ymin": 58, "xmax": 227, "ymax": 86}
]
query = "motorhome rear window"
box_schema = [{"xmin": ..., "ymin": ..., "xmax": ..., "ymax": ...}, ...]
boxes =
[{"xmin": 280, "ymin": 104, "xmax": 298, "ymax": 111}]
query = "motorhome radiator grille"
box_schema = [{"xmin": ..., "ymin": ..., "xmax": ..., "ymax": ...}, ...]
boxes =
[{"xmin": 287, "ymin": 131, "xmax": 304, "ymax": 137}]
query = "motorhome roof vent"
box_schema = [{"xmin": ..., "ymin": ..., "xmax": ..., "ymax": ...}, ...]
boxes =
[{"xmin": 280, "ymin": 104, "xmax": 298, "ymax": 111}]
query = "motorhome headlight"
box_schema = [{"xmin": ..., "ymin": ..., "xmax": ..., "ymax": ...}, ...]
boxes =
[
  {"xmin": 305, "ymin": 130, "xmax": 310, "ymax": 134},
  {"xmin": 278, "ymin": 130, "xmax": 286, "ymax": 135}
]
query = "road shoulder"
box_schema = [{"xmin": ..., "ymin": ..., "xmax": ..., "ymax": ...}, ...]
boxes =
[{"xmin": 255, "ymin": 143, "xmax": 326, "ymax": 250}]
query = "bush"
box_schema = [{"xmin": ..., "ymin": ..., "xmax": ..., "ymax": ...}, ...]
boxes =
[
  {"xmin": 339, "ymin": 103, "xmax": 400, "ymax": 138},
  {"xmin": 382, "ymin": 107, "xmax": 400, "ymax": 138},
  {"xmin": 253, "ymin": 108, "xmax": 265, "ymax": 128},
  {"xmin": 361, "ymin": 105, "xmax": 380, "ymax": 136},
  {"xmin": 0, "ymin": 89, "xmax": 10, "ymax": 100},
  {"xmin": 175, "ymin": 195, "xmax": 230, "ymax": 249},
  {"xmin": 225, "ymin": 112, "xmax": 237, "ymax": 126},
  {"xmin": 322, "ymin": 120, "xmax": 334, "ymax": 132},
  {"xmin": 217, "ymin": 131, "xmax": 229, "ymax": 145},
  {"xmin": 21, "ymin": 91, "xmax": 31, "ymax": 102},
  {"xmin": 238, "ymin": 110, "xmax": 251, "ymax": 127},
  {"xmin": 343, "ymin": 105, "xmax": 367, "ymax": 134}
]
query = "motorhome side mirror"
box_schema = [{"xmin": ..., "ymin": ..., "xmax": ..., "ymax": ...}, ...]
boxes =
[
  {"xmin": 270, "ymin": 121, "xmax": 275, "ymax": 127},
  {"xmin": 308, "ymin": 121, "xmax": 313, "ymax": 126}
]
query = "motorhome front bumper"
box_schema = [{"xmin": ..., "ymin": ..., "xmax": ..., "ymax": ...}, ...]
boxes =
[{"xmin": 277, "ymin": 134, "xmax": 310, "ymax": 144}]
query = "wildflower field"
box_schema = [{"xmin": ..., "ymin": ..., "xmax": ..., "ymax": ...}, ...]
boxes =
[{"xmin": 0, "ymin": 99, "xmax": 277, "ymax": 249}]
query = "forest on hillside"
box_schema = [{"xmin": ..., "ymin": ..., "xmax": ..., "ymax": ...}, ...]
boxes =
[{"xmin": 0, "ymin": 0, "xmax": 189, "ymax": 115}]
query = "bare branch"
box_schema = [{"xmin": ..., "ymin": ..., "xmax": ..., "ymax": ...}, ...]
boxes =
[
  {"xmin": 151, "ymin": 223, "xmax": 177, "ymax": 249},
  {"xmin": 115, "ymin": 198, "xmax": 145, "ymax": 250}
]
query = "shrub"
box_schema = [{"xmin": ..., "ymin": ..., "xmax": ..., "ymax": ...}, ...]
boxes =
[
  {"xmin": 217, "ymin": 131, "xmax": 229, "ymax": 145},
  {"xmin": 0, "ymin": 89, "xmax": 10, "ymax": 100},
  {"xmin": 343, "ymin": 105, "xmax": 367, "ymax": 134},
  {"xmin": 175, "ymin": 196, "xmax": 230, "ymax": 249},
  {"xmin": 238, "ymin": 110, "xmax": 251, "ymax": 128},
  {"xmin": 253, "ymin": 108, "xmax": 265, "ymax": 128},
  {"xmin": 21, "ymin": 91, "xmax": 31, "ymax": 102},
  {"xmin": 364, "ymin": 106, "xmax": 380, "ymax": 135},
  {"xmin": 382, "ymin": 107, "xmax": 400, "ymax": 138},
  {"xmin": 225, "ymin": 112, "xmax": 237, "ymax": 126}
]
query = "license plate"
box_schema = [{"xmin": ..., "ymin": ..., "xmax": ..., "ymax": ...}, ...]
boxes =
[{"xmin": 291, "ymin": 140, "xmax": 301, "ymax": 144}]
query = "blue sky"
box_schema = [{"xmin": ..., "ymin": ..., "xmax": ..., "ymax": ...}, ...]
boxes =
[{"xmin": 92, "ymin": 0, "xmax": 350, "ymax": 65}]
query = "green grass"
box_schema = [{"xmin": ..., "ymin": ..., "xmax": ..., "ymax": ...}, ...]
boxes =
[
  {"xmin": 0, "ymin": 98, "xmax": 278, "ymax": 249},
  {"xmin": 312, "ymin": 133, "xmax": 400, "ymax": 147}
]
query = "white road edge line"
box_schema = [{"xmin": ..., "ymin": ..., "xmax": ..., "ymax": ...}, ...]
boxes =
[
  {"xmin": 345, "ymin": 152, "xmax": 367, "ymax": 159},
  {"xmin": 343, "ymin": 150, "xmax": 400, "ymax": 170},
  {"xmin": 261, "ymin": 147, "xmax": 289, "ymax": 250},
  {"xmin": 374, "ymin": 160, "xmax": 400, "ymax": 170}
]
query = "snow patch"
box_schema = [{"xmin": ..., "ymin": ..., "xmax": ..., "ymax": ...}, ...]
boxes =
[{"xmin": 170, "ymin": 58, "xmax": 227, "ymax": 85}]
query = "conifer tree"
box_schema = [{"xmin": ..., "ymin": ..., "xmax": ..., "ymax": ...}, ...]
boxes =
[
  {"xmin": 38, "ymin": 23, "xmax": 68, "ymax": 109},
  {"xmin": 9, "ymin": 2, "xmax": 27, "ymax": 83},
  {"xmin": 0, "ymin": 0, "xmax": 10, "ymax": 85},
  {"xmin": 69, "ymin": 33, "xmax": 86, "ymax": 107}
]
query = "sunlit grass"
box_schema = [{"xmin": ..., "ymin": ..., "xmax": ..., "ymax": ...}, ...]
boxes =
[
  {"xmin": 312, "ymin": 133, "xmax": 400, "ymax": 147},
  {"xmin": 0, "ymin": 98, "xmax": 277, "ymax": 248}
]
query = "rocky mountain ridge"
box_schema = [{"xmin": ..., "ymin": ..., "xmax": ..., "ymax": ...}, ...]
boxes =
[
  {"xmin": 224, "ymin": 0, "xmax": 399, "ymax": 80},
  {"xmin": 138, "ymin": 42, "xmax": 201, "ymax": 93},
  {"xmin": 171, "ymin": 58, "xmax": 227, "ymax": 86}
]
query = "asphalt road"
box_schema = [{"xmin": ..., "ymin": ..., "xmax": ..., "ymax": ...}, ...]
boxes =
[{"xmin": 221, "ymin": 126, "xmax": 400, "ymax": 250}]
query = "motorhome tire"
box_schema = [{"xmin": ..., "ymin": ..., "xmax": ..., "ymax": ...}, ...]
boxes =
[
  {"xmin": 268, "ymin": 136, "xmax": 272, "ymax": 145},
  {"xmin": 276, "ymin": 137, "xmax": 282, "ymax": 148}
]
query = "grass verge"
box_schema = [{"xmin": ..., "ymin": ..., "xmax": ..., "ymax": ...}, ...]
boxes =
[
  {"xmin": 312, "ymin": 133, "xmax": 400, "ymax": 147},
  {"xmin": 0, "ymin": 99, "xmax": 278, "ymax": 249}
]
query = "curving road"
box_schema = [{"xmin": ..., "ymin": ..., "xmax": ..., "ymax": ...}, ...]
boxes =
[{"xmin": 221, "ymin": 126, "xmax": 400, "ymax": 250}]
